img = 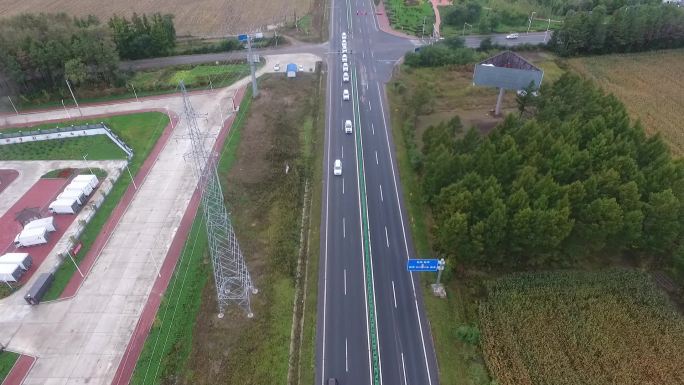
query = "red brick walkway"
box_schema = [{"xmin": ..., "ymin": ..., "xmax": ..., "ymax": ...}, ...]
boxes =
[
  {"xmin": 0, "ymin": 178, "xmax": 74, "ymax": 284},
  {"xmin": 0, "ymin": 170, "xmax": 19, "ymax": 195},
  {"xmin": 1, "ymin": 354, "xmax": 35, "ymax": 385},
  {"xmin": 110, "ymin": 87, "xmax": 247, "ymax": 385}
]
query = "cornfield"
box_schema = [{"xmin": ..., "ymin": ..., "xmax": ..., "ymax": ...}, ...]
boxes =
[
  {"xmin": 479, "ymin": 269, "xmax": 684, "ymax": 385},
  {"xmin": 568, "ymin": 49, "xmax": 684, "ymax": 157},
  {"xmin": 0, "ymin": 0, "xmax": 312, "ymax": 37}
]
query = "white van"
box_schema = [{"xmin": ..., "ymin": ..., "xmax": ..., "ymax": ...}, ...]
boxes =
[
  {"xmin": 344, "ymin": 120, "xmax": 353, "ymax": 134},
  {"xmin": 333, "ymin": 159, "xmax": 342, "ymax": 176}
]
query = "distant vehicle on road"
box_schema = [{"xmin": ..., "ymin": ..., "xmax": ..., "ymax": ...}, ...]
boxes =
[
  {"xmin": 343, "ymin": 63, "xmax": 349, "ymax": 72},
  {"xmin": 506, "ymin": 33, "xmax": 519, "ymax": 39},
  {"xmin": 273, "ymin": 63, "xmax": 280, "ymax": 71},
  {"xmin": 343, "ymin": 72, "xmax": 350, "ymax": 82},
  {"xmin": 342, "ymin": 47, "xmax": 348, "ymax": 53},
  {"xmin": 344, "ymin": 120, "xmax": 352, "ymax": 134},
  {"xmin": 333, "ymin": 159, "xmax": 342, "ymax": 176},
  {"xmin": 343, "ymin": 89, "xmax": 350, "ymax": 100},
  {"xmin": 342, "ymin": 54, "xmax": 348, "ymax": 63},
  {"xmin": 328, "ymin": 378, "xmax": 339, "ymax": 385},
  {"xmin": 341, "ymin": 32, "xmax": 347, "ymax": 40}
]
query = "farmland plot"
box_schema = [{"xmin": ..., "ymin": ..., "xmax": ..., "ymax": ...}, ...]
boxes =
[
  {"xmin": 479, "ymin": 269, "xmax": 684, "ymax": 385},
  {"xmin": 568, "ymin": 49, "xmax": 684, "ymax": 156},
  {"xmin": 0, "ymin": 0, "xmax": 312, "ymax": 37}
]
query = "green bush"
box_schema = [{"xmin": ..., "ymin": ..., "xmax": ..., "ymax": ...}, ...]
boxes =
[{"xmin": 456, "ymin": 325, "xmax": 481, "ymax": 345}]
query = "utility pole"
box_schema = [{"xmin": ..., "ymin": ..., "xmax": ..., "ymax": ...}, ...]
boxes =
[
  {"xmin": 83, "ymin": 153, "xmax": 95, "ymax": 175},
  {"xmin": 7, "ymin": 96, "xmax": 18, "ymax": 115},
  {"xmin": 246, "ymin": 35, "xmax": 259, "ymax": 98},
  {"xmin": 527, "ymin": 11, "xmax": 536, "ymax": 34},
  {"xmin": 129, "ymin": 83, "xmax": 139, "ymax": 102},
  {"xmin": 65, "ymin": 78, "xmax": 82, "ymax": 117},
  {"xmin": 422, "ymin": 16, "xmax": 426, "ymax": 39}
]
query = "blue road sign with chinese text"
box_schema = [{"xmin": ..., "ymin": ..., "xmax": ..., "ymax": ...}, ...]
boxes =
[
  {"xmin": 238, "ymin": 34, "xmax": 248, "ymax": 42},
  {"xmin": 407, "ymin": 259, "xmax": 439, "ymax": 272}
]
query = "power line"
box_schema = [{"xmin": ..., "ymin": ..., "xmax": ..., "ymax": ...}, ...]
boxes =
[{"xmin": 180, "ymin": 80, "xmax": 257, "ymax": 318}]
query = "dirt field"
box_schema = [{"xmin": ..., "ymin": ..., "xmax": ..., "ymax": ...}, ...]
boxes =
[
  {"xmin": 0, "ymin": 0, "xmax": 312, "ymax": 37},
  {"xmin": 567, "ymin": 49, "xmax": 684, "ymax": 156}
]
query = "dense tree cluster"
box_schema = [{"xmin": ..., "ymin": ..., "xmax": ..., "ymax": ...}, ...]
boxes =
[
  {"xmin": 549, "ymin": 4, "xmax": 684, "ymax": 56},
  {"xmin": 109, "ymin": 13, "xmax": 176, "ymax": 60},
  {"xmin": 0, "ymin": 13, "xmax": 120, "ymax": 92},
  {"xmin": 534, "ymin": 0, "xmax": 659, "ymax": 17},
  {"xmin": 420, "ymin": 74, "xmax": 683, "ymax": 269},
  {"xmin": 405, "ymin": 37, "xmax": 479, "ymax": 67}
]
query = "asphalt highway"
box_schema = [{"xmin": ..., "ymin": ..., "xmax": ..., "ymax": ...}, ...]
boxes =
[{"xmin": 315, "ymin": 0, "xmax": 440, "ymax": 384}]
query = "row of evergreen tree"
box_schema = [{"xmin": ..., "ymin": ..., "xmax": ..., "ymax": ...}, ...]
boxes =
[
  {"xmin": 419, "ymin": 74, "xmax": 683, "ymax": 270},
  {"xmin": 549, "ymin": 4, "xmax": 684, "ymax": 56},
  {"xmin": 0, "ymin": 12, "xmax": 176, "ymax": 94},
  {"xmin": 109, "ymin": 13, "xmax": 176, "ymax": 60}
]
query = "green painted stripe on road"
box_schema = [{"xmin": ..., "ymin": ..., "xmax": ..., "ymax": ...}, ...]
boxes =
[{"xmin": 351, "ymin": 68, "xmax": 381, "ymax": 385}]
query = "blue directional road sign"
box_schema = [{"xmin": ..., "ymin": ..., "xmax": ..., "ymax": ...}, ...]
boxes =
[
  {"xmin": 407, "ymin": 259, "xmax": 439, "ymax": 272},
  {"xmin": 238, "ymin": 34, "xmax": 249, "ymax": 42}
]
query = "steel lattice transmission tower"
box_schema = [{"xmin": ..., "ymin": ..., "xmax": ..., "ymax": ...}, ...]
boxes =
[{"xmin": 179, "ymin": 81, "xmax": 257, "ymax": 318}]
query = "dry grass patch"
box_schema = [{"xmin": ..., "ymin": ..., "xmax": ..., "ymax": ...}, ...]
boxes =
[{"xmin": 567, "ymin": 49, "xmax": 684, "ymax": 156}]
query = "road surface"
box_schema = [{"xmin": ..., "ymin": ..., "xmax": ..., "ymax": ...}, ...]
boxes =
[{"xmin": 316, "ymin": 0, "xmax": 441, "ymax": 384}]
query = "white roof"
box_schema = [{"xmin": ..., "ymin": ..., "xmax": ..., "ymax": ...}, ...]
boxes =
[
  {"xmin": 0, "ymin": 253, "xmax": 29, "ymax": 260},
  {"xmin": 73, "ymin": 174, "xmax": 97, "ymax": 181},
  {"xmin": 19, "ymin": 227, "xmax": 47, "ymax": 236},
  {"xmin": 0, "ymin": 263, "xmax": 21, "ymax": 272},
  {"xmin": 50, "ymin": 198, "xmax": 78, "ymax": 206},
  {"xmin": 25, "ymin": 217, "xmax": 54, "ymax": 230}
]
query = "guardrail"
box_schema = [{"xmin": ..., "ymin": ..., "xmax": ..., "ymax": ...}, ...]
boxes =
[{"xmin": 0, "ymin": 123, "xmax": 134, "ymax": 159}]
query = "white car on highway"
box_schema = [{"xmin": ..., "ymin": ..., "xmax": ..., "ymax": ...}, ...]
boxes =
[
  {"xmin": 506, "ymin": 33, "xmax": 519, "ymax": 39},
  {"xmin": 343, "ymin": 72, "xmax": 350, "ymax": 82},
  {"xmin": 273, "ymin": 63, "xmax": 280, "ymax": 71},
  {"xmin": 333, "ymin": 159, "xmax": 342, "ymax": 176},
  {"xmin": 342, "ymin": 54, "xmax": 348, "ymax": 63},
  {"xmin": 343, "ymin": 89, "xmax": 350, "ymax": 101},
  {"xmin": 341, "ymin": 32, "xmax": 347, "ymax": 40},
  {"xmin": 342, "ymin": 63, "xmax": 349, "ymax": 72},
  {"xmin": 344, "ymin": 120, "xmax": 353, "ymax": 134},
  {"xmin": 342, "ymin": 47, "xmax": 347, "ymax": 53}
]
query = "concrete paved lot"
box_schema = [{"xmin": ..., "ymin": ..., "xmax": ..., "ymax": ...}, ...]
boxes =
[{"xmin": 0, "ymin": 53, "xmax": 322, "ymax": 385}]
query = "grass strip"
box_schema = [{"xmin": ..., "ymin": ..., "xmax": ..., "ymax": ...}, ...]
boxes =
[
  {"xmin": 130, "ymin": 90, "xmax": 251, "ymax": 385},
  {"xmin": 41, "ymin": 112, "xmax": 169, "ymax": 301},
  {"xmin": 387, "ymin": 74, "xmax": 490, "ymax": 384},
  {"xmin": 0, "ymin": 351, "xmax": 19, "ymax": 383},
  {"xmin": 0, "ymin": 135, "xmax": 125, "ymax": 161}
]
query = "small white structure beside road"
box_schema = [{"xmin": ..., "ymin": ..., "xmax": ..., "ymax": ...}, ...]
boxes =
[
  {"xmin": 0, "ymin": 253, "xmax": 32, "ymax": 271},
  {"xmin": 13, "ymin": 227, "xmax": 50, "ymax": 247},
  {"xmin": 0, "ymin": 263, "xmax": 24, "ymax": 283},
  {"xmin": 49, "ymin": 197, "xmax": 80, "ymax": 214}
]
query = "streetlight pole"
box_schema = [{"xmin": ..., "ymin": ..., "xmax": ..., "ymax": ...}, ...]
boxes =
[
  {"xmin": 246, "ymin": 35, "xmax": 259, "ymax": 98},
  {"xmin": 7, "ymin": 96, "xmax": 18, "ymax": 115},
  {"xmin": 83, "ymin": 153, "xmax": 95, "ymax": 175},
  {"xmin": 61, "ymin": 99, "xmax": 71, "ymax": 119}
]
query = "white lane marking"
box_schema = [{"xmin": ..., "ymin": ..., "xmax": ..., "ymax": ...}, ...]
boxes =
[
  {"xmin": 363, "ymin": 51, "xmax": 365, "ymax": 59},
  {"xmin": 380, "ymin": 184, "xmax": 384, "ymax": 202},
  {"xmin": 343, "ymin": 217, "xmax": 346, "ymax": 238},
  {"xmin": 341, "ymin": 145, "xmax": 344, "ymax": 159},
  {"xmin": 343, "ymin": 177, "xmax": 345, "ymax": 195},
  {"xmin": 392, "ymin": 280, "xmax": 397, "ymax": 308},
  {"xmin": 369, "ymin": 100, "xmax": 372, "ymax": 111},
  {"xmin": 377, "ymin": 81, "xmax": 434, "ymax": 384},
  {"xmin": 401, "ymin": 352, "xmax": 408, "ymax": 385},
  {"xmin": 344, "ymin": 269, "xmax": 347, "ymax": 295},
  {"xmin": 372, "ymin": 122, "xmax": 375, "ymax": 135},
  {"xmin": 375, "ymin": 150, "xmax": 379, "ymax": 165},
  {"xmin": 385, "ymin": 226, "xmax": 389, "ymax": 248},
  {"xmin": 346, "ymin": 338, "xmax": 349, "ymax": 372}
]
